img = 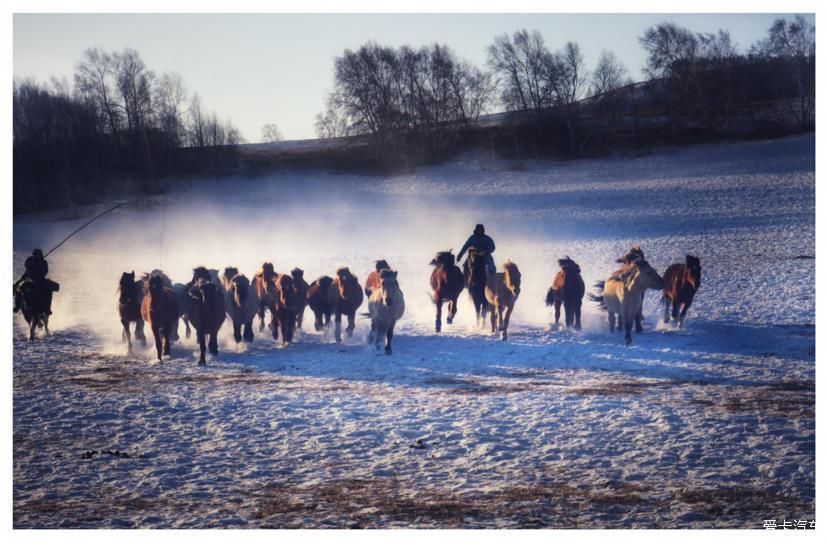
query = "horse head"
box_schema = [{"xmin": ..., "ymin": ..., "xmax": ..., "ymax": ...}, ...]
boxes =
[
  {"xmin": 431, "ymin": 251, "xmax": 454, "ymax": 268},
  {"xmin": 335, "ymin": 267, "xmax": 354, "ymax": 300},
  {"xmin": 628, "ymin": 259, "xmax": 665, "ymax": 291},
  {"xmin": 231, "ymin": 274, "xmax": 250, "ymax": 307},
  {"xmin": 223, "ymin": 266, "xmax": 239, "ymax": 284},
  {"xmin": 277, "ymin": 274, "xmax": 297, "ymax": 309},
  {"xmin": 148, "ymin": 274, "xmax": 169, "ymax": 311},
  {"xmin": 375, "ymin": 259, "xmax": 390, "ymax": 272},
  {"xmin": 503, "ymin": 260, "xmax": 522, "ymax": 297},
  {"xmin": 685, "ymin": 255, "xmax": 702, "ymax": 288},
  {"xmin": 291, "ymin": 267, "xmax": 305, "ymax": 282},
  {"xmin": 260, "ymin": 262, "xmax": 275, "ymax": 281},
  {"xmin": 118, "ymin": 271, "xmax": 137, "ymax": 304},
  {"xmin": 379, "ymin": 269, "xmax": 401, "ymax": 307},
  {"xmin": 617, "ymin": 245, "xmax": 645, "ymax": 265},
  {"xmin": 191, "ymin": 266, "xmax": 213, "ymax": 285}
]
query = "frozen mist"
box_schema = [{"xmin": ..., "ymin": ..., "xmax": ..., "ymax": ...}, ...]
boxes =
[{"xmin": 13, "ymin": 133, "xmax": 815, "ymax": 528}]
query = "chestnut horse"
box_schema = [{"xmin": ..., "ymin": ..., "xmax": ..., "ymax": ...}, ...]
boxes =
[
  {"xmin": 220, "ymin": 267, "xmax": 257, "ymax": 343},
  {"xmin": 364, "ymin": 259, "xmax": 390, "ymax": 298},
  {"xmin": 290, "ymin": 268, "xmax": 309, "ymax": 330},
  {"xmin": 271, "ymin": 273, "xmax": 300, "ymax": 345},
  {"xmin": 117, "ymin": 271, "xmax": 146, "ymax": 354},
  {"xmin": 662, "ymin": 255, "xmax": 702, "ymax": 328},
  {"xmin": 545, "ymin": 256, "xmax": 585, "ymax": 330},
  {"xmin": 429, "ymin": 250, "xmax": 464, "ymax": 333},
  {"xmin": 187, "ymin": 276, "xmax": 226, "ymax": 365},
  {"xmin": 252, "ymin": 262, "xmax": 277, "ymax": 332},
  {"xmin": 327, "ymin": 267, "xmax": 364, "ymax": 343},
  {"xmin": 485, "ymin": 260, "xmax": 522, "ymax": 341},
  {"xmin": 590, "ymin": 258, "xmax": 665, "ymax": 345},
  {"xmin": 307, "ymin": 276, "xmax": 334, "ymax": 331},
  {"xmin": 368, "ymin": 269, "xmax": 405, "ymax": 354},
  {"xmin": 465, "ymin": 249, "xmax": 490, "ymax": 327},
  {"xmin": 141, "ymin": 273, "xmax": 179, "ymax": 361}
]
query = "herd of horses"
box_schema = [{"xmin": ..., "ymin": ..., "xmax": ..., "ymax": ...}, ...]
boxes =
[{"xmin": 20, "ymin": 244, "xmax": 701, "ymax": 362}]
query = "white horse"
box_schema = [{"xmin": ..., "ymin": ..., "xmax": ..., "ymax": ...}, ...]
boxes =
[
  {"xmin": 367, "ymin": 269, "xmax": 405, "ymax": 354},
  {"xmin": 220, "ymin": 267, "xmax": 258, "ymax": 343}
]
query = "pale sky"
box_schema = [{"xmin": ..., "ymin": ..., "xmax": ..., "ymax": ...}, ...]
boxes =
[{"xmin": 13, "ymin": 13, "xmax": 815, "ymax": 142}]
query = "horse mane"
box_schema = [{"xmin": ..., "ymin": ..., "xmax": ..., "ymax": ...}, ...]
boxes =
[
  {"xmin": 431, "ymin": 251, "xmax": 454, "ymax": 267},
  {"xmin": 503, "ymin": 259, "xmax": 517, "ymax": 273},
  {"xmin": 258, "ymin": 262, "xmax": 275, "ymax": 279}
]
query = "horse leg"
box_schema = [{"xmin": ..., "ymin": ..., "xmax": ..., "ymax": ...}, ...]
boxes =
[
  {"xmin": 271, "ymin": 310, "xmax": 280, "ymax": 341},
  {"xmin": 679, "ymin": 301, "xmax": 691, "ymax": 328},
  {"xmin": 28, "ymin": 318, "xmax": 37, "ymax": 342},
  {"xmin": 446, "ymin": 299, "xmax": 455, "ymax": 325},
  {"xmin": 197, "ymin": 330, "xmax": 207, "ymax": 365},
  {"xmin": 554, "ymin": 298, "xmax": 562, "ymax": 326},
  {"xmin": 121, "ymin": 318, "xmax": 132, "ymax": 353},
  {"xmin": 346, "ymin": 311, "xmax": 355, "ymax": 338},
  {"xmin": 385, "ymin": 321, "xmax": 395, "ymax": 355},
  {"xmin": 435, "ymin": 300, "xmax": 442, "ymax": 333},
  {"xmin": 243, "ymin": 319, "xmax": 254, "ymax": 342},
  {"xmin": 368, "ymin": 319, "xmax": 377, "ymax": 346},
  {"xmin": 502, "ymin": 304, "xmax": 514, "ymax": 341},
  {"xmin": 635, "ymin": 305, "xmax": 643, "ymax": 333},
  {"xmin": 43, "ymin": 314, "xmax": 50, "ymax": 336},
  {"xmin": 671, "ymin": 299, "xmax": 680, "ymax": 325},
  {"xmin": 209, "ymin": 333, "xmax": 219, "ymax": 355},
  {"xmin": 153, "ymin": 326, "xmax": 163, "ymax": 361},
  {"xmin": 258, "ymin": 303, "xmax": 266, "ymax": 332},
  {"xmin": 608, "ymin": 311, "xmax": 616, "ymax": 332},
  {"xmin": 184, "ymin": 316, "xmax": 191, "ymax": 339},
  {"xmin": 233, "ymin": 320, "xmax": 242, "ymax": 343},
  {"xmin": 574, "ymin": 301, "xmax": 582, "ymax": 330},
  {"xmin": 623, "ymin": 316, "xmax": 633, "ymax": 346},
  {"xmin": 136, "ymin": 319, "xmax": 147, "ymax": 346},
  {"xmin": 163, "ymin": 326, "xmax": 173, "ymax": 356},
  {"xmin": 334, "ymin": 311, "xmax": 343, "ymax": 343},
  {"xmin": 490, "ymin": 303, "xmax": 497, "ymax": 333},
  {"xmin": 663, "ymin": 297, "xmax": 671, "ymax": 324},
  {"xmin": 564, "ymin": 302, "xmax": 574, "ymax": 328}
]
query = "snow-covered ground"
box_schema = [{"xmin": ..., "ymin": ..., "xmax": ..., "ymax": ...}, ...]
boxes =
[{"xmin": 13, "ymin": 134, "xmax": 815, "ymax": 528}]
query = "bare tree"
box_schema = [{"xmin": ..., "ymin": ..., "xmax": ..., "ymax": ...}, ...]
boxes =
[
  {"xmin": 187, "ymin": 93, "xmax": 207, "ymax": 148},
  {"xmin": 590, "ymin": 50, "xmax": 628, "ymax": 97},
  {"xmin": 261, "ymin": 123, "xmax": 283, "ymax": 143},
  {"xmin": 155, "ymin": 72, "xmax": 188, "ymax": 146},
  {"xmin": 74, "ymin": 47, "xmax": 122, "ymax": 138},
  {"xmin": 755, "ymin": 15, "xmax": 815, "ymax": 129},
  {"xmin": 487, "ymin": 30, "xmax": 553, "ymax": 112}
]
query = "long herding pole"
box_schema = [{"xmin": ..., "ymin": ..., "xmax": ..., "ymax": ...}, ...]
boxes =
[{"xmin": 44, "ymin": 201, "xmax": 130, "ymax": 258}]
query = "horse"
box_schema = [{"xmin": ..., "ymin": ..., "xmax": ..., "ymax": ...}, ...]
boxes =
[
  {"xmin": 545, "ymin": 256, "xmax": 585, "ymax": 330},
  {"xmin": 220, "ymin": 267, "xmax": 257, "ymax": 343},
  {"xmin": 662, "ymin": 255, "xmax": 702, "ymax": 328},
  {"xmin": 368, "ymin": 269, "xmax": 405, "ymax": 354},
  {"xmin": 465, "ymin": 249, "xmax": 490, "ymax": 328},
  {"xmin": 142, "ymin": 270, "xmax": 187, "ymax": 342},
  {"xmin": 612, "ymin": 245, "xmax": 646, "ymax": 332},
  {"xmin": 269, "ymin": 273, "xmax": 300, "ymax": 345},
  {"xmin": 187, "ymin": 277, "xmax": 226, "ymax": 365},
  {"xmin": 117, "ymin": 271, "xmax": 146, "ymax": 353},
  {"xmin": 17, "ymin": 278, "xmax": 59, "ymax": 342},
  {"xmin": 290, "ymin": 268, "xmax": 309, "ymax": 330},
  {"xmin": 327, "ymin": 267, "xmax": 364, "ymax": 343},
  {"xmin": 307, "ymin": 276, "xmax": 334, "ymax": 331},
  {"xmin": 140, "ymin": 273, "xmax": 179, "ymax": 361},
  {"xmin": 429, "ymin": 250, "xmax": 464, "ymax": 333},
  {"xmin": 589, "ymin": 258, "xmax": 665, "ymax": 345},
  {"xmin": 252, "ymin": 262, "xmax": 277, "ymax": 333},
  {"xmin": 364, "ymin": 259, "xmax": 390, "ymax": 298},
  {"xmin": 189, "ymin": 266, "xmax": 219, "ymax": 286},
  {"xmin": 485, "ymin": 260, "xmax": 522, "ymax": 341}
]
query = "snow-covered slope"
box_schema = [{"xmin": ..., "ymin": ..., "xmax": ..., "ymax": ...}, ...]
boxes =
[{"xmin": 13, "ymin": 134, "xmax": 815, "ymax": 528}]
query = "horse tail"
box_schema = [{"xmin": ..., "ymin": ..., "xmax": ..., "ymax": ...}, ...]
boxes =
[
  {"xmin": 545, "ymin": 287, "xmax": 556, "ymax": 306},
  {"xmin": 586, "ymin": 292, "xmax": 606, "ymax": 310}
]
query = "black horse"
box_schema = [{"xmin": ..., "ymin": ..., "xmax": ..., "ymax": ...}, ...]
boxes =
[{"xmin": 465, "ymin": 248, "xmax": 490, "ymax": 327}]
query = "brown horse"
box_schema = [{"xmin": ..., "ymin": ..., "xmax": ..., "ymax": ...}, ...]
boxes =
[
  {"xmin": 545, "ymin": 256, "xmax": 585, "ymax": 330},
  {"xmin": 485, "ymin": 260, "xmax": 522, "ymax": 340},
  {"xmin": 290, "ymin": 268, "xmax": 309, "ymax": 330},
  {"xmin": 220, "ymin": 267, "xmax": 257, "ymax": 343},
  {"xmin": 327, "ymin": 267, "xmax": 364, "ymax": 343},
  {"xmin": 465, "ymin": 249, "xmax": 490, "ymax": 328},
  {"xmin": 307, "ymin": 276, "xmax": 334, "ymax": 331},
  {"xmin": 429, "ymin": 250, "xmax": 464, "ymax": 332},
  {"xmin": 140, "ymin": 273, "xmax": 179, "ymax": 361},
  {"xmin": 590, "ymin": 259, "xmax": 665, "ymax": 345},
  {"xmin": 364, "ymin": 259, "xmax": 390, "ymax": 298},
  {"xmin": 252, "ymin": 262, "xmax": 277, "ymax": 332},
  {"xmin": 270, "ymin": 273, "xmax": 300, "ymax": 344},
  {"xmin": 662, "ymin": 255, "xmax": 702, "ymax": 328},
  {"xmin": 187, "ymin": 276, "xmax": 226, "ymax": 365},
  {"xmin": 117, "ymin": 271, "xmax": 146, "ymax": 354},
  {"xmin": 142, "ymin": 270, "xmax": 187, "ymax": 342}
]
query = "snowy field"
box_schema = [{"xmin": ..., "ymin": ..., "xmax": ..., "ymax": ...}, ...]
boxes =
[{"xmin": 13, "ymin": 134, "xmax": 815, "ymax": 528}]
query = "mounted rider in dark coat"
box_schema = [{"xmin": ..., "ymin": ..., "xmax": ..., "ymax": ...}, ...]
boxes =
[
  {"xmin": 457, "ymin": 224, "xmax": 496, "ymax": 278},
  {"xmin": 14, "ymin": 248, "xmax": 55, "ymax": 314}
]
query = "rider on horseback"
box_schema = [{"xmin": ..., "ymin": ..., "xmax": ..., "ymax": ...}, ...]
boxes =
[
  {"xmin": 14, "ymin": 248, "xmax": 51, "ymax": 313},
  {"xmin": 457, "ymin": 224, "xmax": 496, "ymax": 277}
]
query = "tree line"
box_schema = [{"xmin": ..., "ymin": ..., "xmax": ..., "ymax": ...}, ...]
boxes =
[
  {"xmin": 14, "ymin": 47, "xmax": 244, "ymax": 213},
  {"xmin": 14, "ymin": 16, "xmax": 815, "ymax": 213},
  {"xmin": 316, "ymin": 15, "xmax": 815, "ymax": 160}
]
